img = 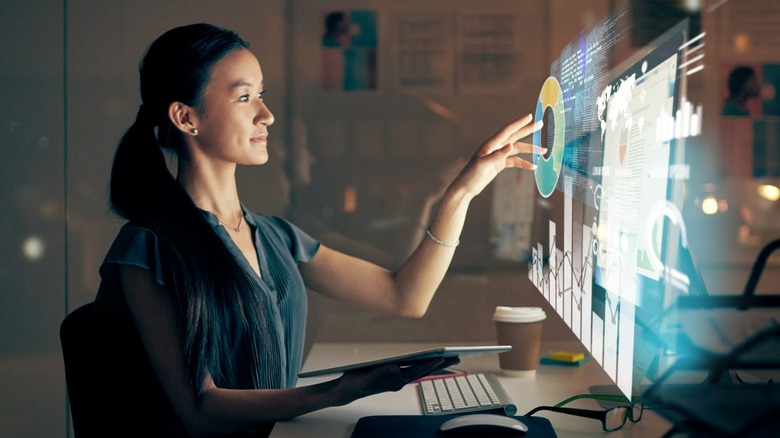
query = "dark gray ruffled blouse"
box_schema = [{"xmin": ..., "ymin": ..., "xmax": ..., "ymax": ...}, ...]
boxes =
[{"xmin": 95, "ymin": 208, "xmax": 320, "ymax": 391}]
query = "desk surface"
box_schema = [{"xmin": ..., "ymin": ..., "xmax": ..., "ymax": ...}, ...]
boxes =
[{"xmin": 271, "ymin": 342, "xmax": 672, "ymax": 438}]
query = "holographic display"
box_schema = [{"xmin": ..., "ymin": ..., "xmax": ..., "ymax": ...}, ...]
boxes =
[{"xmin": 518, "ymin": 17, "xmax": 707, "ymax": 399}]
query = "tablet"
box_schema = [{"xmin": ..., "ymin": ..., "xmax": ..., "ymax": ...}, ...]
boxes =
[{"xmin": 298, "ymin": 345, "xmax": 511, "ymax": 378}]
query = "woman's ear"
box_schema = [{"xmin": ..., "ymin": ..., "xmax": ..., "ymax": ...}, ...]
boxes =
[{"xmin": 168, "ymin": 101, "xmax": 199, "ymax": 136}]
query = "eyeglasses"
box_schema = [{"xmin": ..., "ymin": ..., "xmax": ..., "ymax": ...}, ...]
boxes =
[{"xmin": 525, "ymin": 394, "xmax": 644, "ymax": 432}]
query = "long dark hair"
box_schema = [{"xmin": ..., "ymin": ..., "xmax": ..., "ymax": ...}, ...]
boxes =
[{"xmin": 110, "ymin": 23, "xmax": 278, "ymax": 399}]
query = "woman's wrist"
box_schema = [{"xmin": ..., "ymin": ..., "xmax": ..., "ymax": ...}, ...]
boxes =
[
  {"xmin": 302, "ymin": 378, "xmax": 349, "ymax": 410},
  {"xmin": 425, "ymin": 227, "xmax": 459, "ymax": 248},
  {"xmin": 425, "ymin": 196, "xmax": 470, "ymax": 248},
  {"xmin": 440, "ymin": 183, "xmax": 475, "ymax": 211}
]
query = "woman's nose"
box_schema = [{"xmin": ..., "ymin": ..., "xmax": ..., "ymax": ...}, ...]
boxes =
[{"xmin": 256, "ymin": 102, "xmax": 275, "ymax": 126}]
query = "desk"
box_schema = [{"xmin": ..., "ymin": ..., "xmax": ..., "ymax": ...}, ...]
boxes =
[{"xmin": 271, "ymin": 342, "xmax": 672, "ymax": 437}]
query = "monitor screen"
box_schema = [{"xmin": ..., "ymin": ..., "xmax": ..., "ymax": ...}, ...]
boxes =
[
  {"xmin": 592, "ymin": 22, "xmax": 687, "ymax": 394},
  {"xmin": 505, "ymin": 14, "xmax": 708, "ymax": 399}
]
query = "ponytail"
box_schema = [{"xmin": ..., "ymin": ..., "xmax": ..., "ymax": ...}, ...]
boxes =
[{"xmin": 110, "ymin": 106, "xmax": 174, "ymax": 223}]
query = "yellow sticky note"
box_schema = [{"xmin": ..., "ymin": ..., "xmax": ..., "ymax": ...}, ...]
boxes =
[{"xmin": 548, "ymin": 351, "xmax": 585, "ymax": 362}]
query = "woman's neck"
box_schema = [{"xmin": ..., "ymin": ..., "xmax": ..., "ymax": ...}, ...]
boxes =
[
  {"xmin": 177, "ymin": 160, "xmax": 242, "ymax": 219},
  {"xmin": 731, "ymin": 92, "xmax": 750, "ymax": 107}
]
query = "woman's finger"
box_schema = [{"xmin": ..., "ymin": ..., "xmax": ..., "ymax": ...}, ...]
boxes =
[
  {"xmin": 506, "ymin": 120, "xmax": 543, "ymax": 146},
  {"xmin": 514, "ymin": 142, "xmax": 546, "ymax": 155},
  {"xmin": 506, "ymin": 155, "xmax": 536, "ymax": 170},
  {"xmin": 483, "ymin": 114, "xmax": 534, "ymax": 152}
]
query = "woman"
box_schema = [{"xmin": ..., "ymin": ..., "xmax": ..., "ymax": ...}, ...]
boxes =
[
  {"xmin": 722, "ymin": 65, "xmax": 760, "ymax": 116},
  {"xmin": 96, "ymin": 23, "xmax": 540, "ymax": 437}
]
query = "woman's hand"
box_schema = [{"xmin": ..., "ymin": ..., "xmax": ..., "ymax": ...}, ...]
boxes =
[
  {"xmin": 448, "ymin": 113, "xmax": 543, "ymax": 201},
  {"xmin": 300, "ymin": 115, "xmax": 544, "ymax": 323},
  {"xmin": 330, "ymin": 357, "xmax": 459, "ymax": 405}
]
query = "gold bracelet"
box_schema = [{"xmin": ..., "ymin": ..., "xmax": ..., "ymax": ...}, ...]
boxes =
[{"xmin": 426, "ymin": 227, "xmax": 459, "ymax": 248}]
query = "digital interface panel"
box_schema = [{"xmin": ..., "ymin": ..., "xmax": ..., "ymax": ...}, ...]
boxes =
[
  {"xmin": 594, "ymin": 30, "xmax": 682, "ymax": 307},
  {"xmin": 536, "ymin": 10, "xmax": 630, "ymax": 206},
  {"xmin": 499, "ymin": 14, "xmax": 707, "ymax": 399}
]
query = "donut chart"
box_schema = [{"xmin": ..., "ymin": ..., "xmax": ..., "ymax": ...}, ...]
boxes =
[
  {"xmin": 533, "ymin": 76, "xmax": 566, "ymax": 198},
  {"xmin": 645, "ymin": 200, "xmax": 688, "ymax": 274}
]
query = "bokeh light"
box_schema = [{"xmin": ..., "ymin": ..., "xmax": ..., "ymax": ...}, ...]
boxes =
[{"xmin": 22, "ymin": 235, "xmax": 45, "ymax": 261}]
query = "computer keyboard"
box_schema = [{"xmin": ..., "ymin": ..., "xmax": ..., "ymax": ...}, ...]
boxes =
[{"xmin": 418, "ymin": 372, "xmax": 517, "ymax": 415}]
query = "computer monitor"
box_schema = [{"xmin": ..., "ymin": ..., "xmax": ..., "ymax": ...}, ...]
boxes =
[
  {"xmin": 591, "ymin": 21, "xmax": 698, "ymax": 397},
  {"xmin": 511, "ymin": 14, "xmax": 707, "ymax": 399}
]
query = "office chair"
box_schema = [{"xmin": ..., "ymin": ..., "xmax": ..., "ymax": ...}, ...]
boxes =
[
  {"xmin": 61, "ymin": 302, "xmax": 272, "ymax": 437},
  {"xmin": 60, "ymin": 302, "xmax": 173, "ymax": 437}
]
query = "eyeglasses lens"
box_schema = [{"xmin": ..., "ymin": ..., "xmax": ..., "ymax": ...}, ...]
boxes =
[
  {"xmin": 630, "ymin": 402, "xmax": 644, "ymax": 422},
  {"xmin": 604, "ymin": 406, "xmax": 630, "ymax": 431}
]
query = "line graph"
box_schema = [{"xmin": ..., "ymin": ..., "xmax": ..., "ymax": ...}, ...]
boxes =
[{"xmin": 528, "ymin": 176, "xmax": 636, "ymax": 397}]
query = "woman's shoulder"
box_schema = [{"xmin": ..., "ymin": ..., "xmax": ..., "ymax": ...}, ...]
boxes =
[
  {"xmin": 108, "ymin": 222, "xmax": 162, "ymax": 256},
  {"xmin": 100, "ymin": 222, "xmax": 171, "ymax": 286},
  {"xmin": 722, "ymin": 100, "xmax": 749, "ymax": 116}
]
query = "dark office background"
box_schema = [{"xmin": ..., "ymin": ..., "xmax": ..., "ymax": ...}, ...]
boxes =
[{"xmin": 1, "ymin": 0, "xmax": 779, "ymax": 436}]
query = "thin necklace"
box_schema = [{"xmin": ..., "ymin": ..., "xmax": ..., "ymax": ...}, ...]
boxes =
[{"xmin": 218, "ymin": 214, "xmax": 243, "ymax": 233}]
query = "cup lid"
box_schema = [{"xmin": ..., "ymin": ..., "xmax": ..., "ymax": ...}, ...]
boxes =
[{"xmin": 493, "ymin": 306, "xmax": 546, "ymax": 323}]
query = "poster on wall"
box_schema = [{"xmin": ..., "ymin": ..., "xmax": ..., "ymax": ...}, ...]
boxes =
[
  {"xmin": 387, "ymin": 9, "xmax": 524, "ymax": 95},
  {"xmin": 719, "ymin": 62, "xmax": 780, "ymax": 177},
  {"xmin": 456, "ymin": 11, "xmax": 523, "ymax": 95},
  {"xmin": 388, "ymin": 10, "xmax": 455, "ymax": 94},
  {"xmin": 320, "ymin": 9, "xmax": 378, "ymax": 91},
  {"xmin": 754, "ymin": 64, "xmax": 780, "ymax": 177}
]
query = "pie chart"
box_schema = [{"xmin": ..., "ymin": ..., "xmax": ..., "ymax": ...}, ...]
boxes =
[{"xmin": 533, "ymin": 76, "xmax": 566, "ymax": 198}]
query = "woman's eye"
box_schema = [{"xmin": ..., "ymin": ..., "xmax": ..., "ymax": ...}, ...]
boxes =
[
  {"xmin": 239, "ymin": 95, "xmax": 250, "ymax": 102},
  {"xmin": 258, "ymin": 91, "xmax": 266, "ymax": 100}
]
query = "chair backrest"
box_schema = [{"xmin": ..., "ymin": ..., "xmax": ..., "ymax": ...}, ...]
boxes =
[{"xmin": 60, "ymin": 302, "xmax": 157, "ymax": 437}]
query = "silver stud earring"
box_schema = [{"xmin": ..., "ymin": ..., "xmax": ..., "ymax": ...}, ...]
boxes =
[{"xmin": 190, "ymin": 128, "xmax": 198, "ymax": 135}]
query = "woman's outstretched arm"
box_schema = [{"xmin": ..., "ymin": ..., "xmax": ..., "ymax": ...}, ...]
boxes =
[{"xmin": 301, "ymin": 114, "xmax": 541, "ymax": 317}]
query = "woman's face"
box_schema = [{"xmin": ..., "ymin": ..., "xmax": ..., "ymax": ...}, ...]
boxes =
[
  {"xmin": 191, "ymin": 48, "xmax": 275, "ymax": 166},
  {"xmin": 744, "ymin": 74, "xmax": 761, "ymax": 97}
]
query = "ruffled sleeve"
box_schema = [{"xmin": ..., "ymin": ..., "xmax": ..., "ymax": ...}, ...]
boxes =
[
  {"xmin": 95, "ymin": 223, "xmax": 174, "ymax": 312},
  {"xmin": 102, "ymin": 223, "xmax": 172, "ymax": 286},
  {"xmin": 259, "ymin": 215, "xmax": 321, "ymax": 264}
]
